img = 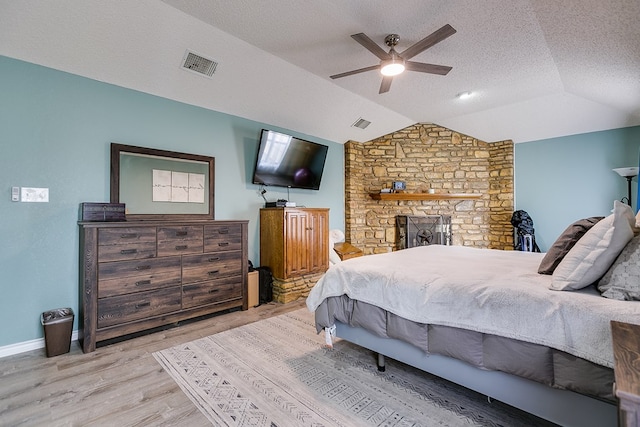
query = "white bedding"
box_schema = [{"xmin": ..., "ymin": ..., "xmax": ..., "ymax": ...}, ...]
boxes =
[{"xmin": 306, "ymin": 245, "xmax": 640, "ymax": 367}]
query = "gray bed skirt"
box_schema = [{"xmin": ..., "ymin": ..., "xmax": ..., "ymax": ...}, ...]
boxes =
[{"xmin": 314, "ymin": 295, "xmax": 618, "ymax": 427}]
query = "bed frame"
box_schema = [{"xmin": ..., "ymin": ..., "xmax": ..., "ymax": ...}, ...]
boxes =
[{"xmin": 335, "ymin": 320, "xmax": 618, "ymax": 427}]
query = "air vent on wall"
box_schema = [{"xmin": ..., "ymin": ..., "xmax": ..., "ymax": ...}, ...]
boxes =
[
  {"xmin": 181, "ymin": 50, "xmax": 218, "ymax": 78},
  {"xmin": 352, "ymin": 118, "xmax": 371, "ymax": 129}
]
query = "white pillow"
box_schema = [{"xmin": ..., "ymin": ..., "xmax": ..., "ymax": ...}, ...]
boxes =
[{"xmin": 550, "ymin": 200, "xmax": 635, "ymax": 291}]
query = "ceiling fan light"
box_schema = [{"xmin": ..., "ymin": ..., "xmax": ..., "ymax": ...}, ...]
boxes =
[{"xmin": 381, "ymin": 60, "xmax": 405, "ymax": 76}]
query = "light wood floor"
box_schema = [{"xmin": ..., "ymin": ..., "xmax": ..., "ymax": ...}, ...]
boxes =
[{"xmin": 0, "ymin": 300, "xmax": 307, "ymax": 426}]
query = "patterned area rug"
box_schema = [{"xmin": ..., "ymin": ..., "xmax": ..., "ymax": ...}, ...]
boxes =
[{"xmin": 153, "ymin": 309, "xmax": 554, "ymax": 426}]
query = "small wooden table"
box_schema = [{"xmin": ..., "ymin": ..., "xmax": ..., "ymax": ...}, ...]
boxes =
[
  {"xmin": 611, "ymin": 320, "xmax": 640, "ymax": 427},
  {"xmin": 333, "ymin": 242, "xmax": 363, "ymax": 261}
]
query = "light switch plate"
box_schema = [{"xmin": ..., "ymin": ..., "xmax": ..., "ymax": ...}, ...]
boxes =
[
  {"xmin": 11, "ymin": 187, "xmax": 20, "ymax": 202},
  {"xmin": 21, "ymin": 187, "xmax": 49, "ymax": 202}
]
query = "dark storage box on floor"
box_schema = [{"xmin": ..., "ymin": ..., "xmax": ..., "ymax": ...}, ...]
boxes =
[
  {"xmin": 80, "ymin": 203, "xmax": 126, "ymax": 222},
  {"xmin": 41, "ymin": 308, "xmax": 74, "ymax": 357},
  {"xmin": 255, "ymin": 266, "xmax": 273, "ymax": 304}
]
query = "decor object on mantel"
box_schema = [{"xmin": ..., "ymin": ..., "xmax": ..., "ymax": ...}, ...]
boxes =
[
  {"xmin": 613, "ymin": 167, "xmax": 639, "ymax": 206},
  {"xmin": 392, "ymin": 180, "xmax": 406, "ymax": 192},
  {"xmin": 369, "ymin": 192, "xmax": 482, "ymax": 201}
]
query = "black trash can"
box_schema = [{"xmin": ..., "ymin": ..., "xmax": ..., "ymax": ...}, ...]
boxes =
[{"xmin": 41, "ymin": 308, "xmax": 74, "ymax": 357}]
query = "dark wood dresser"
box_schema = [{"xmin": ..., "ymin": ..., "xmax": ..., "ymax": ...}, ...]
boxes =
[{"xmin": 79, "ymin": 219, "xmax": 248, "ymax": 352}]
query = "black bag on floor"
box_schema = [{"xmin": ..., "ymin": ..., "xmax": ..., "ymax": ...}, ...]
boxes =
[
  {"xmin": 255, "ymin": 266, "xmax": 273, "ymax": 304},
  {"xmin": 510, "ymin": 210, "xmax": 541, "ymax": 252}
]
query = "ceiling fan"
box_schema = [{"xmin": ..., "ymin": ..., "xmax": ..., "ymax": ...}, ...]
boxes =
[{"xmin": 330, "ymin": 24, "xmax": 456, "ymax": 94}]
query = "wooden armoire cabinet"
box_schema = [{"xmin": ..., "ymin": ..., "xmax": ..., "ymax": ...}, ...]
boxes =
[
  {"xmin": 79, "ymin": 219, "xmax": 248, "ymax": 352},
  {"xmin": 260, "ymin": 208, "xmax": 329, "ymax": 279}
]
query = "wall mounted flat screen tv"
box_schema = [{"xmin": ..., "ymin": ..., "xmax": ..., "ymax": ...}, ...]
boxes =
[{"xmin": 252, "ymin": 129, "xmax": 328, "ymax": 190}]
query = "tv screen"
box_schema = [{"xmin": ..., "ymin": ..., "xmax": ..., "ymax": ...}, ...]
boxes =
[{"xmin": 252, "ymin": 129, "xmax": 328, "ymax": 190}]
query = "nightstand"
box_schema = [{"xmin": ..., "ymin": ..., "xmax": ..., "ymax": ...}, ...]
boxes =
[
  {"xmin": 333, "ymin": 242, "xmax": 363, "ymax": 261},
  {"xmin": 611, "ymin": 320, "xmax": 640, "ymax": 427}
]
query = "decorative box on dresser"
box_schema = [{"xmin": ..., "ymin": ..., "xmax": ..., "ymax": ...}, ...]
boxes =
[
  {"xmin": 260, "ymin": 208, "xmax": 329, "ymax": 280},
  {"xmin": 79, "ymin": 219, "xmax": 248, "ymax": 353}
]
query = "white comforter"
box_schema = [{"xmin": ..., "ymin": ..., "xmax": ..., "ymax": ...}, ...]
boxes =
[{"xmin": 306, "ymin": 245, "xmax": 640, "ymax": 368}]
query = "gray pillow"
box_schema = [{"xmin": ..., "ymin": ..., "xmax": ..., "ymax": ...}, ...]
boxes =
[
  {"xmin": 551, "ymin": 201, "xmax": 636, "ymax": 291},
  {"xmin": 538, "ymin": 217, "xmax": 604, "ymax": 275},
  {"xmin": 598, "ymin": 234, "xmax": 640, "ymax": 301}
]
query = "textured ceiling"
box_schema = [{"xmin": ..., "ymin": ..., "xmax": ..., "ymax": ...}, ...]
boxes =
[{"xmin": 1, "ymin": 0, "xmax": 639, "ymax": 143}]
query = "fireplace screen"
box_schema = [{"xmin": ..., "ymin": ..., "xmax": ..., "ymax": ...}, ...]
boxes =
[{"xmin": 396, "ymin": 215, "xmax": 452, "ymax": 249}]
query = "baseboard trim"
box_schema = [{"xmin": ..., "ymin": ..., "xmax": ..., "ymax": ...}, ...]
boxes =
[{"xmin": 0, "ymin": 330, "xmax": 79, "ymax": 358}]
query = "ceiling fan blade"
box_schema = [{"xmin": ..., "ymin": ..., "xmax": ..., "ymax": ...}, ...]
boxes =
[
  {"xmin": 399, "ymin": 24, "xmax": 457, "ymax": 60},
  {"xmin": 405, "ymin": 61, "xmax": 453, "ymax": 75},
  {"xmin": 379, "ymin": 76, "xmax": 393, "ymax": 94},
  {"xmin": 351, "ymin": 33, "xmax": 390, "ymax": 60},
  {"xmin": 330, "ymin": 64, "xmax": 380, "ymax": 79}
]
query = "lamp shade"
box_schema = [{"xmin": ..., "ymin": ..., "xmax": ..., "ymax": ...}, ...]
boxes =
[{"xmin": 613, "ymin": 167, "xmax": 639, "ymax": 177}]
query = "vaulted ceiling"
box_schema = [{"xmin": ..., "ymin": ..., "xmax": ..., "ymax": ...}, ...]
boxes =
[{"xmin": 1, "ymin": 0, "xmax": 639, "ymax": 144}]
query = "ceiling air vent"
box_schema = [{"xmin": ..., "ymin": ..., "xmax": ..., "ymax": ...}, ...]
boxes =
[
  {"xmin": 181, "ymin": 50, "xmax": 218, "ymax": 78},
  {"xmin": 352, "ymin": 118, "xmax": 371, "ymax": 129}
]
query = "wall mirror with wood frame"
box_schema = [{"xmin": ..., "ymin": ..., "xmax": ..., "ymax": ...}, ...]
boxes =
[{"xmin": 110, "ymin": 143, "xmax": 215, "ymax": 220}]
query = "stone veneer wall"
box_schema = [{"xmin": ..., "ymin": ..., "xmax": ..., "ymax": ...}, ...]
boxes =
[
  {"xmin": 273, "ymin": 123, "xmax": 514, "ymax": 303},
  {"xmin": 272, "ymin": 273, "xmax": 324, "ymax": 304},
  {"xmin": 345, "ymin": 123, "xmax": 514, "ymax": 253}
]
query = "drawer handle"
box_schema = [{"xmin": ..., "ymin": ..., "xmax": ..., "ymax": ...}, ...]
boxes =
[
  {"xmin": 135, "ymin": 265, "xmax": 151, "ymax": 271},
  {"xmin": 135, "ymin": 301, "xmax": 150, "ymax": 309},
  {"xmin": 218, "ymin": 242, "xmax": 229, "ymax": 247},
  {"xmin": 175, "ymin": 231, "xmax": 188, "ymax": 237},
  {"xmin": 120, "ymin": 249, "xmax": 138, "ymax": 255},
  {"xmin": 208, "ymin": 257, "xmax": 221, "ymax": 262},
  {"xmin": 208, "ymin": 289, "xmax": 220, "ymax": 294},
  {"xmin": 175, "ymin": 245, "xmax": 188, "ymax": 250},
  {"xmin": 120, "ymin": 233, "xmax": 138, "ymax": 239},
  {"xmin": 218, "ymin": 228, "xmax": 229, "ymax": 234},
  {"xmin": 208, "ymin": 270, "xmax": 220, "ymax": 276},
  {"xmin": 135, "ymin": 280, "xmax": 151, "ymax": 286}
]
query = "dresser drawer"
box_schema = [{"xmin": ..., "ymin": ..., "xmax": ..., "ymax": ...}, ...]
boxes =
[
  {"xmin": 98, "ymin": 257, "xmax": 181, "ymax": 298},
  {"xmin": 98, "ymin": 227, "xmax": 156, "ymax": 262},
  {"xmin": 182, "ymin": 251, "xmax": 242, "ymax": 283},
  {"xmin": 182, "ymin": 277, "xmax": 243, "ymax": 309},
  {"xmin": 157, "ymin": 226, "xmax": 203, "ymax": 256},
  {"xmin": 204, "ymin": 224, "xmax": 243, "ymax": 252},
  {"xmin": 97, "ymin": 286, "xmax": 181, "ymax": 328}
]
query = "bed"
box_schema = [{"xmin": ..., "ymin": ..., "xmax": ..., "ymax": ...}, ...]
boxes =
[{"xmin": 306, "ymin": 201, "xmax": 640, "ymax": 427}]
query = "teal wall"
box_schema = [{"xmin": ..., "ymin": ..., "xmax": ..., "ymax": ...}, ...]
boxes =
[
  {"xmin": 515, "ymin": 126, "xmax": 640, "ymax": 251},
  {"xmin": 3, "ymin": 53, "xmax": 639, "ymax": 349},
  {"xmin": 0, "ymin": 56, "xmax": 344, "ymax": 347}
]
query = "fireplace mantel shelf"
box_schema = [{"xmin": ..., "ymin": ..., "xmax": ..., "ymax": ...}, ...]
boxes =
[{"xmin": 369, "ymin": 192, "xmax": 482, "ymax": 201}]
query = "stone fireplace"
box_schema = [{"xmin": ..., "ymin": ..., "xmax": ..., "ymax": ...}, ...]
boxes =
[{"xmin": 344, "ymin": 123, "xmax": 514, "ymax": 253}]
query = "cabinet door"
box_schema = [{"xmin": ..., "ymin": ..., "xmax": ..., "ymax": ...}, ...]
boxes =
[
  {"xmin": 307, "ymin": 210, "xmax": 329, "ymax": 274},
  {"xmin": 284, "ymin": 210, "xmax": 311, "ymax": 277}
]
